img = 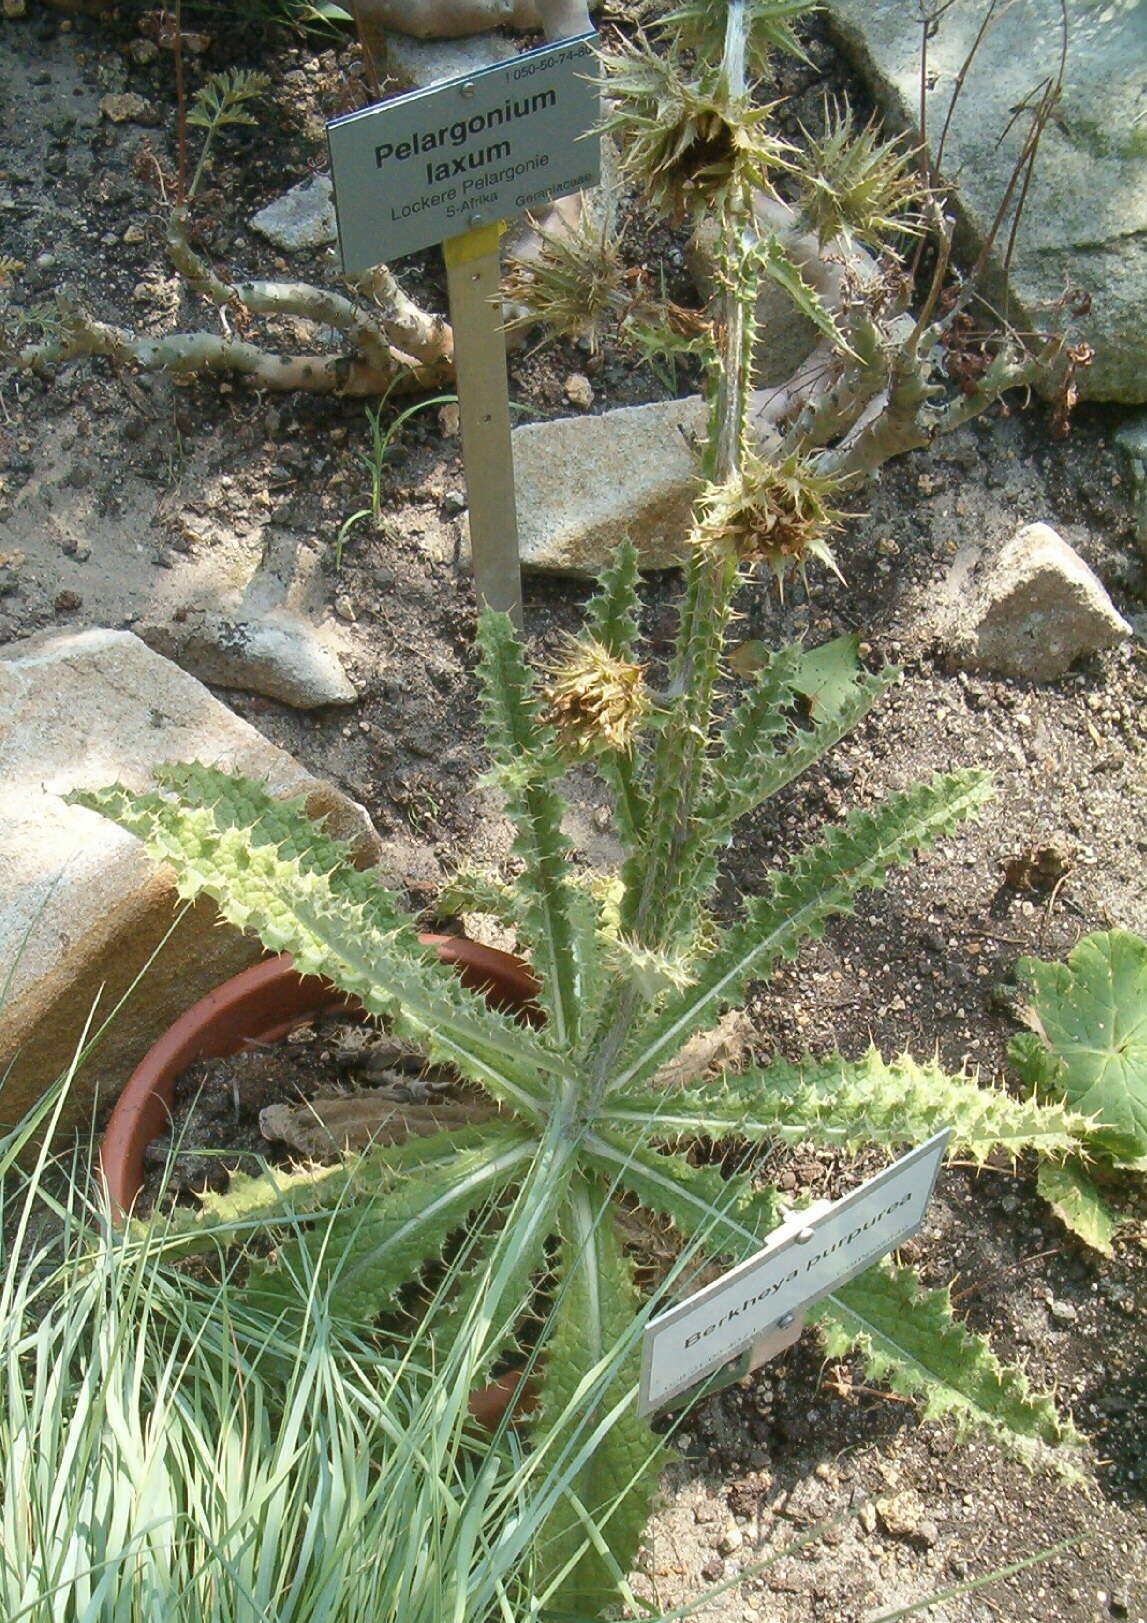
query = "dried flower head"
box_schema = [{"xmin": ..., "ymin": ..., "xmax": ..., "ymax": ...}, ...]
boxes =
[
  {"xmin": 600, "ymin": 35, "xmax": 794, "ymax": 218},
  {"xmin": 543, "ymin": 634, "xmax": 649, "ymax": 754},
  {"xmin": 694, "ymin": 450, "xmax": 850, "ymax": 590},
  {"xmin": 797, "ymin": 99, "xmax": 924, "ymax": 249},
  {"xmin": 502, "ymin": 214, "xmax": 631, "ymax": 355}
]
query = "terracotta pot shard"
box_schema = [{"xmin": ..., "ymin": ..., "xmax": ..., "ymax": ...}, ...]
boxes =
[{"xmin": 98, "ymin": 936, "xmax": 540, "ymax": 1427}]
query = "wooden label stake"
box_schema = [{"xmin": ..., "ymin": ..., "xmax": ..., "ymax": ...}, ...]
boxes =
[{"xmin": 443, "ymin": 222, "xmax": 522, "ymax": 628}]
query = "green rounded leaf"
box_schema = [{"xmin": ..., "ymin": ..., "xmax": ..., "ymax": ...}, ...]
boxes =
[{"xmin": 1011, "ymin": 930, "xmax": 1147, "ymax": 1162}]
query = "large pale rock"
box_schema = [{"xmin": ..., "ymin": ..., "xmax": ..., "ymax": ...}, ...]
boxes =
[
  {"xmin": 939, "ymin": 522, "xmax": 1131, "ymax": 681},
  {"xmin": 823, "ymin": 0, "xmax": 1147, "ymax": 403},
  {"xmin": 358, "ymin": 0, "xmax": 538, "ymax": 37},
  {"xmin": 0, "ymin": 629, "xmax": 381, "ymax": 1137},
  {"xmin": 514, "ymin": 396, "xmax": 708, "ymax": 575},
  {"xmin": 140, "ymin": 609, "xmax": 358, "ymax": 709},
  {"xmin": 355, "ymin": 0, "xmax": 596, "ymax": 40}
]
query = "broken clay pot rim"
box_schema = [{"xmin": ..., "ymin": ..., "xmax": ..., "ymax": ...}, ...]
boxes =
[
  {"xmin": 97, "ymin": 936, "xmax": 541, "ymax": 1430},
  {"xmin": 98, "ymin": 934, "xmax": 540, "ymax": 1219}
]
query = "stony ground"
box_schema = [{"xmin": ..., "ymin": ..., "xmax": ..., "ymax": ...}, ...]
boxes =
[{"xmin": 1, "ymin": 5, "xmax": 1145, "ymax": 1620}]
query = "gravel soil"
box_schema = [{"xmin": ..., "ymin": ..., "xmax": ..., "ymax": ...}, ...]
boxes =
[{"xmin": 1, "ymin": 5, "xmax": 1144, "ymax": 1620}]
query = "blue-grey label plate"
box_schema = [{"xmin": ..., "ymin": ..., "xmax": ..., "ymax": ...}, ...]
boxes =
[{"xmin": 327, "ymin": 32, "xmax": 600, "ymax": 272}]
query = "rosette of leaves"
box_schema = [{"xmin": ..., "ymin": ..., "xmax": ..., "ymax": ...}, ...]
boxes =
[
  {"xmin": 75, "ymin": 598, "xmax": 1092, "ymax": 1608},
  {"xmin": 1010, "ymin": 929, "xmax": 1147, "ymax": 1255}
]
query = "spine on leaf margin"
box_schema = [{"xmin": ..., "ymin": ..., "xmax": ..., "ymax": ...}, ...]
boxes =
[
  {"xmin": 476, "ymin": 609, "xmax": 593, "ymax": 1054},
  {"xmin": 816, "ymin": 1262, "xmax": 1082, "ymax": 1466},
  {"xmin": 612, "ymin": 769, "xmax": 993, "ymax": 1097}
]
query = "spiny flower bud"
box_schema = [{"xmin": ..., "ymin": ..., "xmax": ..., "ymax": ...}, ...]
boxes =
[
  {"xmin": 543, "ymin": 634, "xmax": 649, "ymax": 754},
  {"xmin": 798, "ymin": 99, "xmax": 924, "ymax": 250},
  {"xmin": 694, "ymin": 450, "xmax": 849, "ymax": 592},
  {"xmin": 599, "ymin": 35, "xmax": 794, "ymax": 219}
]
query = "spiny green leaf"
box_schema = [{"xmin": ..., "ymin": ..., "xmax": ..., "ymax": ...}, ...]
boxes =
[
  {"xmin": 814, "ymin": 1262, "xmax": 1082, "ymax": 1465},
  {"xmin": 533, "ymin": 1179, "xmax": 664, "ymax": 1614},
  {"xmin": 709, "ymin": 651, "xmax": 893, "ymax": 831},
  {"xmin": 246, "ymin": 1124, "xmax": 537, "ymax": 1328},
  {"xmin": 658, "ymin": 0, "xmax": 813, "ymax": 75},
  {"xmin": 1011, "ymin": 929, "xmax": 1147, "ymax": 1162},
  {"xmin": 70, "ymin": 771, "xmax": 564, "ymax": 1117},
  {"xmin": 435, "ymin": 867, "xmax": 520, "ymax": 928},
  {"xmin": 584, "ymin": 1132, "xmax": 780, "ymax": 1263},
  {"xmin": 422, "ymin": 1126, "xmax": 580, "ymax": 1384},
  {"xmin": 602, "ymin": 1048, "xmax": 1094, "ymax": 1162},
  {"xmin": 136, "ymin": 1157, "xmax": 356, "ymax": 1259},
  {"xmin": 584, "ymin": 538, "xmax": 643, "ymax": 662},
  {"xmin": 114, "ymin": 759, "xmax": 411, "ymax": 933},
  {"xmin": 1036, "ymin": 1157, "xmax": 1122, "ymax": 1257},
  {"xmin": 477, "ymin": 610, "xmax": 593, "ymax": 1050},
  {"xmin": 614, "ymin": 547, "xmax": 739, "ymax": 959},
  {"xmin": 760, "ymin": 234, "xmax": 853, "ymax": 355},
  {"xmin": 613, "ymin": 770, "xmax": 993, "ymax": 1095},
  {"xmin": 583, "ymin": 541, "xmax": 653, "ymax": 858},
  {"xmin": 718, "ymin": 641, "xmax": 804, "ymax": 772}
]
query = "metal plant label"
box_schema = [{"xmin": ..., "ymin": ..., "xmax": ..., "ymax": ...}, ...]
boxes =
[
  {"xmin": 327, "ymin": 32, "xmax": 600, "ymax": 273},
  {"xmin": 638, "ymin": 1130, "xmax": 952, "ymax": 1415}
]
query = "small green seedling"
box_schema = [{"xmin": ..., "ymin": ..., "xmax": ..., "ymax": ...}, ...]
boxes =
[{"xmin": 334, "ymin": 388, "xmax": 457, "ymax": 568}]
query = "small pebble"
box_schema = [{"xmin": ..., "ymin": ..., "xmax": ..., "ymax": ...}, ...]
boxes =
[
  {"xmin": 333, "ymin": 594, "xmax": 356, "ymax": 622},
  {"xmin": 564, "ymin": 372, "xmax": 594, "ymax": 410},
  {"xmin": 99, "ymin": 92, "xmax": 153, "ymax": 124}
]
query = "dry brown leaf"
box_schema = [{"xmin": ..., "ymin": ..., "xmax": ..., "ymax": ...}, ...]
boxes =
[
  {"xmin": 650, "ymin": 1009, "xmax": 754, "ymax": 1091},
  {"xmin": 260, "ymin": 1090, "xmax": 497, "ymax": 1157}
]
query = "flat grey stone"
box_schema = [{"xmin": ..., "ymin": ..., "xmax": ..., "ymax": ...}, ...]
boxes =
[
  {"xmin": 141, "ymin": 609, "xmax": 358, "ymax": 709},
  {"xmin": 941, "ymin": 521, "xmax": 1131, "ymax": 681},
  {"xmin": 823, "ymin": 0, "xmax": 1147, "ymax": 403},
  {"xmin": 249, "ymin": 175, "xmax": 337, "ymax": 252}
]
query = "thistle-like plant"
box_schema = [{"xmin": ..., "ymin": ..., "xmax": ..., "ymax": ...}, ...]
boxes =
[{"xmin": 74, "ymin": 9, "xmax": 1095, "ymax": 1612}]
